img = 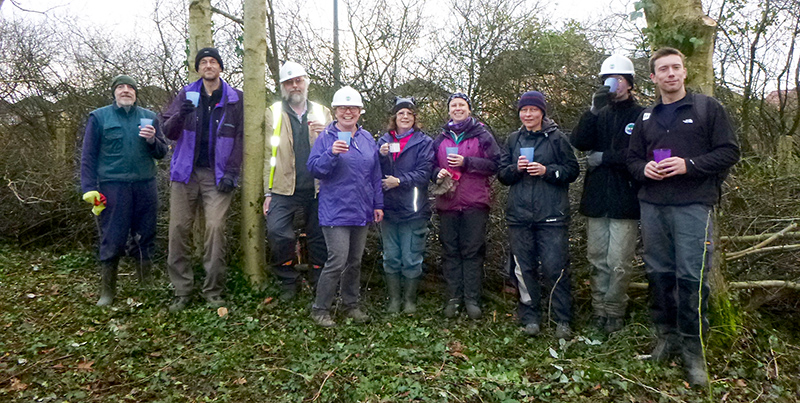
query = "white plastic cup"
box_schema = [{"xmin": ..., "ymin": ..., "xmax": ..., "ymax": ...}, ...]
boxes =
[
  {"xmin": 140, "ymin": 118, "xmax": 153, "ymax": 127},
  {"xmin": 604, "ymin": 77, "xmax": 618, "ymax": 93},
  {"xmin": 446, "ymin": 146, "xmax": 459, "ymax": 155}
]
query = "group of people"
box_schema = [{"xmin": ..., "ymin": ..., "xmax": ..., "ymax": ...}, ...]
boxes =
[{"xmin": 81, "ymin": 46, "xmax": 739, "ymax": 387}]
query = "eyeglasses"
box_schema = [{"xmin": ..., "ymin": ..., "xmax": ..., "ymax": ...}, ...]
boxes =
[{"xmin": 336, "ymin": 106, "xmax": 360, "ymax": 113}]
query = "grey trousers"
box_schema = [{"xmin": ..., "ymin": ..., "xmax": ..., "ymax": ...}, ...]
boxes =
[
  {"xmin": 167, "ymin": 167, "xmax": 233, "ymax": 298},
  {"xmin": 312, "ymin": 226, "xmax": 369, "ymax": 314},
  {"xmin": 586, "ymin": 217, "xmax": 638, "ymax": 318}
]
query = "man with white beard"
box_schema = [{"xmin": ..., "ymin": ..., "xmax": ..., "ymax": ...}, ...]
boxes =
[{"xmin": 263, "ymin": 61, "xmax": 332, "ymax": 301}]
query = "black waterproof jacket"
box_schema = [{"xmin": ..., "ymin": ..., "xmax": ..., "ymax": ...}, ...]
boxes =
[
  {"xmin": 627, "ymin": 93, "xmax": 740, "ymax": 206},
  {"xmin": 571, "ymin": 97, "xmax": 644, "ymax": 219},
  {"xmin": 498, "ymin": 120, "xmax": 579, "ymax": 225}
]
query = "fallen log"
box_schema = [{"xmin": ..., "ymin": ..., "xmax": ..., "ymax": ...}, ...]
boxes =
[{"xmin": 629, "ymin": 280, "xmax": 800, "ymax": 291}]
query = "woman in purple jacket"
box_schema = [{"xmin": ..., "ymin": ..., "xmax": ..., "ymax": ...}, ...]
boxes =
[
  {"xmin": 433, "ymin": 93, "xmax": 501, "ymax": 319},
  {"xmin": 377, "ymin": 97, "xmax": 434, "ymax": 314},
  {"xmin": 307, "ymin": 86, "xmax": 384, "ymax": 328}
]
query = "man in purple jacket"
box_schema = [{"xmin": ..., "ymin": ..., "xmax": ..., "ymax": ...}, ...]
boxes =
[{"xmin": 161, "ymin": 47, "xmax": 244, "ymax": 312}]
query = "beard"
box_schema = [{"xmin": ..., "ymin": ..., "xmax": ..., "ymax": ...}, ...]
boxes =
[{"xmin": 281, "ymin": 86, "xmax": 308, "ymax": 106}]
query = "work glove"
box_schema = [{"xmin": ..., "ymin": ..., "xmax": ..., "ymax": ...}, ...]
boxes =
[
  {"xmin": 590, "ymin": 85, "xmax": 611, "ymax": 115},
  {"xmin": 586, "ymin": 151, "xmax": 603, "ymax": 170},
  {"xmin": 82, "ymin": 190, "xmax": 107, "ymax": 216},
  {"xmin": 179, "ymin": 99, "xmax": 196, "ymax": 117},
  {"xmin": 217, "ymin": 176, "xmax": 235, "ymax": 193}
]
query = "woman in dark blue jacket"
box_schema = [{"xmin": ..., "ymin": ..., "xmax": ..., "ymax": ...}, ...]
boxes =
[{"xmin": 377, "ymin": 97, "xmax": 434, "ymax": 314}]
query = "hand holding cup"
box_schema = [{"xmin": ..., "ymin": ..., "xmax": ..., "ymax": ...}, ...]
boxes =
[{"xmin": 139, "ymin": 118, "xmax": 155, "ymax": 144}]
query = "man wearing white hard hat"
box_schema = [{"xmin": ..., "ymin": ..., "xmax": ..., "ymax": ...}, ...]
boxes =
[
  {"xmin": 263, "ymin": 61, "xmax": 333, "ymax": 301},
  {"xmin": 571, "ymin": 54, "xmax": 644, "ymax": 334}
]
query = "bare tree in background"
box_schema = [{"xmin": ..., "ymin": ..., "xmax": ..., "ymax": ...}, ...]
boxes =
[{"xmin": 714, "ymin": 0, "xmax": 800, "ymax": 154}]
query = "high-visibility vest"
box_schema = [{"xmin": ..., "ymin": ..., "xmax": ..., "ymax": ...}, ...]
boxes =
[{"xmin": 268, "ymin": 101, "xmax": 325, "ymax": 190}]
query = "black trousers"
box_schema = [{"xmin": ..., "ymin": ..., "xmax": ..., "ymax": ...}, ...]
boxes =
[{"xmin": 439, "ymin": 208, "xmax": 488, "ymax": 304}]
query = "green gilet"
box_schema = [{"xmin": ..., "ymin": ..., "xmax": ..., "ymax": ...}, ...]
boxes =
[{"xmin": 91, "ymin": 104, "xmax": 159, "ymax": 182}]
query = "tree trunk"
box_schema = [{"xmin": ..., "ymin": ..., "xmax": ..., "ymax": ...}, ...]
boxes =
[
  {"xmin": 241, "ymin": 0, "xmax": 268, "ymax": 286},
  {"xmin": 643, "ymin": 0, "xmax": 717, "ymax": 94},
  {"xmin": 188, "ymin": 0, "xmax": 214, "ymax": 82},
  {"xmin": 644, "ymin": 0, "xmax": 738, "ymax": 344}
]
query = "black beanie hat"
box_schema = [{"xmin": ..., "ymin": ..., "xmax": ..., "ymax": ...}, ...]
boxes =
[
  {"xmin": 447, "ymin": 92, "xmax": 472, "ymax": 110},
  {"xmin": 392, "ymin": 96, "xmax": 416, "ymax": 114},
  {"xmin": 195, "ymin": 47, "xmax": 224, "ymax": 72},
  {"xmin": 517, "ymin": 91, "xmax": 547, "ymax": 116},
  {"xmin": 110, "ymin": 75, "xmax": 138, "ymax": 96}
]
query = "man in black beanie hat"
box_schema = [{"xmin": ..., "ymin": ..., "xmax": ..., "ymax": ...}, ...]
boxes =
[{"xmin": 162, "ymin": 47, "xmax": 244, "ymax": 311}]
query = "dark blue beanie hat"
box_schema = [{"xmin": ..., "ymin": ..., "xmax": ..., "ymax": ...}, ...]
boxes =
[{"xmin": 518, "ymin": 91, "xmax": 546, "ymax": 116}]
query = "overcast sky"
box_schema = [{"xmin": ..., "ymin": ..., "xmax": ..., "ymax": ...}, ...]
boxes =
[{"xmin": 1, "ymin": 0, "xmax": 627, "ymax": 37}]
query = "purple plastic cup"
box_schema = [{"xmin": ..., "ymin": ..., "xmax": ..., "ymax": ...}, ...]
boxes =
[
  {"xmin": 140, "ymin": 118, "xmax": 153, "ymax": 127},
  {"xmin": 446, "ymin": 146, "xmax": 459, "ymax": 155},
  {"xmin": 186, "ymin": 91, "xmax": 200, "ymax": 107},
  {"xmin": 653, "ymin": 148, "xmax": 671, "ymax": 163},
  {"xmin": 604, "ymin": 77, "xmax": 618, "ymax": 93},
  {"xmin": 520, "ymin": 147, "xmax": 535, "ymax": 162},
  {"xmin": 337, "ymin": 131, "xmax": 352, "ymax": 146}
]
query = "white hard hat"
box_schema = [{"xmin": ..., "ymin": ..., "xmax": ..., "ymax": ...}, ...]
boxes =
[
  {"xmin": 599, "ymin": 54, "xmax": 635, "ymax": 77},
  {"xmin": 331, "ymin": 86, "xmax": 364, "ymax": 108},
  {"xmin": 279, "ymin": 61, "xmax": 307, "ymax": 83}
]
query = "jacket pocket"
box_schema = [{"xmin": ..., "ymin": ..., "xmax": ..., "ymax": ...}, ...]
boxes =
[
  {"xmin": 102, "ymin": 128, "xmax": 125, "ymax": 156},
  {"xmin": 219, "ymin": 123, "xmax": 236, "ymax": 138}
]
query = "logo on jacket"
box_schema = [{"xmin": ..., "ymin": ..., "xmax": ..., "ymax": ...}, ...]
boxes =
[
  {"xmin": 642, "ymin": 112, "xmax": 651, "ymax": 121},
  {"xmin": 683, "ymin": 119, "xmax": 694, "ymax": 124},
  {"xmin": 625, "ymin": 123, "xmax": 635, "ymax": 135}
]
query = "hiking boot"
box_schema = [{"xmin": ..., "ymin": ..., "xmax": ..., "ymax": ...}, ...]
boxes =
[
  {"xmin": 312, "ymin": 312, "xmax": 336, "ymax": 328},
  {"xmin": 206, "ymin": 295, "xmax": 226, "ymax": 308},
  {"xmin": 650, "ymin": 327, "xmax": 680, "ymax": 362},
  {"xmin": 96, "ymin": 260, "xmax": 118, "ymax": 307},
  {"xmin": 279, "ymin": 282, "xmax": 298, "ymax": 301},
  {"xmin": 169, "ymin": 296, "xmax": 191, "ymax": 312},
  {"xmin": 682, "ymin": 336, "xmax": 709, "ymax": 388},
  {"xmin": 591, "ymin": 315, "xmax": 607, "ymax": 331},
  {"xmin": 465, "ymin": 302, "xmax": 482, "ymax": 319},
  {"xmin": 523, "ymin": 322, "xmax": 540, "ymax": 337},
  {"xmin": 605, "ymin": 317, "xmax": 625, "ymax": 334},
  {"xmin": 443, "ymin": 299, "xmax": 460, "ymax": 318},
  {"xmin": 345, "ymin": 308, "xmax": 371, "ymax": 324},
  {"xmin": 385, "ymin": 273, "xmax": 402, "ymax": 314},
  {"xmin": 555, "ymin": 322, "xmax": 572, "ymax": 340},
  {"xmin": 403, "ymin": 276, "xmax": 420, "ymax": 314}
]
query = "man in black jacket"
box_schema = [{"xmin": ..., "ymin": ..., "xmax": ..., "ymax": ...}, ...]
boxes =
[
  {"xmin": 627, "ymin": 47, "xmax": 739, "ymax": 387},
  {"xmin": 572, "ymin": 55, "xmax": 644, "ymax": 334}
]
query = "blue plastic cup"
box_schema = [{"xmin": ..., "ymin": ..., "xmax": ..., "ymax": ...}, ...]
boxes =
[
  {"xmin": 186, "ymin": 91, "xmax": 200, "ymax": 107},
  {"xmin": 604, "ymin": 77, "xmax": 618, "ymax": 93},
  {"xmin": 446, "ymin": 147, "xmax": 459, "ymax": 155},
  {"xmin": 337, "ymin": 131, "xmax": 352, "ymax": 146},
  {"xmin": 520, "ymin": 147, "xmax": 535, "ymax": 162},
  {"xmin": 140, "ymin": 118, "xmax": 153, "ymax": 127}
]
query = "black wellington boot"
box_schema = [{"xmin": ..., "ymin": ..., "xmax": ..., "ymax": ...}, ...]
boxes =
[{"xmin": 97, "ymin": 260, "xmax": 118, "ymax": 307}]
